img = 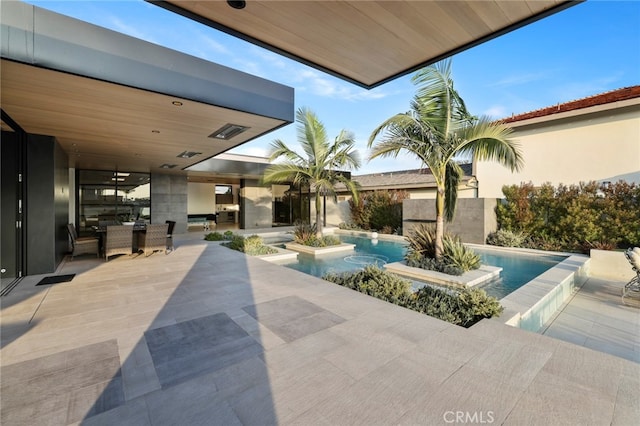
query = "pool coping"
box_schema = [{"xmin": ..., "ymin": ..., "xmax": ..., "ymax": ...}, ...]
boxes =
[
  {"xmin": 384, "ymin": 261, "xmax": 502, "ymax": 289},
  {"xmin": 466, "ymin": 244, "xmax": 591, "ymax": 332},
  {"xmin": 284, "ymin": 242, "xmax": 356, "ymax": 256}
]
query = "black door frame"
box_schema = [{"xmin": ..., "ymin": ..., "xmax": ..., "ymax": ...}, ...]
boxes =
[{"xmin": 1, "ymin": 109, "xmax": 27, "ymax": 294}]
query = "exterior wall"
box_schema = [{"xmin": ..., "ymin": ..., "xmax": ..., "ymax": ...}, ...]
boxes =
[
  {"xmin": 476, "ymin": 106, "xmax": 640, "ymax": 198},
  {"xmin": 25, "ymin": 134, "xmax": 69, "ymax": 274},
  {"xmin": 187, "ymin": 182, "xmax": 215, "ymax": 214},
  {"xmin": 402, "ymin": 198, "xmax": 497, "ymax": 244},
  {"xmin": 408, "ymin": 186, "xmax": 477, "ymax": 199},
  {"xmin": 241, "ymin": 180, "xmax": 272, "ymax": 229},
  {"xmin": 589, "ymin": 249, "xmax": 635, "ymax": 281},
  {"xmin": 151, "ymin": 174, "xmax": 188, "ymax": 234},
  {"xmin": 322, "ymin": 198, "xmax": 351, "ymax": 226}
]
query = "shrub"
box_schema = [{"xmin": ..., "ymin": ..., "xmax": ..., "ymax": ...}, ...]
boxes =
[
  {"xmin": 223, "ymin": 230, "xmax": 234, "ymax": 239},
  {"xmin": 406, "ymin": 223, "xmax": 438, "ymax": 259},
  {"xmin": 497, "ymin": 181, "xmax": 640, "ymax": 252},
  {"xmin": 323, "ymin": 265, "xmax": 412, "ymax": 306},
  {"xmin": 204, "ymin": 232, "xmax": 225, "ymax": 241},
  {"xmin": 486, "ymin": 229, "xmax": 526, "ymax": 247},
  {"xmin": 293, "ymin": 221, "xmax": 341, "ymax": 247},
  {"xmin": 293, "ymin": 221, "xmax": 317, "ymax": 244},
  {"xmin": 323, "ymin": 267, "xmax": 503, "ymax": 327},
  {"xmin": 405, "ymin": 251, "xmax": 464, "ymax": 276},
  {"xmin": 223, "ymin": 234, "xmax": 278, "ymax": 255},
  {"xmin": 349, "ymin": 190, "xmax": 408, "ymax": 231},
  {"xmin": 410, "ymin": 286, "xmax": 502, "ymax": 328},
  {"xmin": 405, "ymin": 224, "xmax": 480, "ymax": 274},
  {"xmin": 443, "ymin": 236, "xmax": 480, "ymax": 271}
]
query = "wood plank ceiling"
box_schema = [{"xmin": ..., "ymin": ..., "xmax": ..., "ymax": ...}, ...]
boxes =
[
  {"xmin": 156, "ymin": 0, "xmax": 578, "ymax": 88},
  {"xmin": 1, "ymin": 60, "xmax": 287, "ymax": 174}
]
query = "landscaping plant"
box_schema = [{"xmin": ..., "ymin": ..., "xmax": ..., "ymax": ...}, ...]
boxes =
[
  {"xmin": 323, "ymin": 266, "xmax": 502, "ymax": 327},
  {"xmin": 495, "ymin": 181, "xmax": 640, "ymax": 252},
  {"xmin": 405, "ymin": 223, "xmax": 480, "ymax": 274}
]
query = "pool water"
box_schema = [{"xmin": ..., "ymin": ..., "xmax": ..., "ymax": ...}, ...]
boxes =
[{"xmin": 281, "ymin": 235, "xmax": 567, "ymax": 299}]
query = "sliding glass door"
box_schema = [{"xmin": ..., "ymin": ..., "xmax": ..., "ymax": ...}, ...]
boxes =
[
  {"xmin": 77, "ymin": 170, "xmax": 150, "ymax": 236},
  {"xmin": 1, "ymin": 127, "xmax": 24, "ymax": 292}
]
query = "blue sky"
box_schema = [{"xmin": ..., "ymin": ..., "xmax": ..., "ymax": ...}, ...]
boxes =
[{"xmin": 25, "ymin": 0, "xmax": 640, "ymax": 174}]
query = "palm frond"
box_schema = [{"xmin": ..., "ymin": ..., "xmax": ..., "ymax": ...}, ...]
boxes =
[{"xmin": 456, "ymin": 117, "xmax": 524, "ymax": 172}]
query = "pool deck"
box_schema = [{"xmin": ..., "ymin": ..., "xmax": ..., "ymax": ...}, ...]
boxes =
[{"xmin": 1, "ymin": 230, "xmax": 638, "ymax": 425}]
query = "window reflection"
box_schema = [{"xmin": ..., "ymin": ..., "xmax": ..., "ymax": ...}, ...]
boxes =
[{"xmin": 78, "ymin": 170, "xmax": 151, "ymax": 235}]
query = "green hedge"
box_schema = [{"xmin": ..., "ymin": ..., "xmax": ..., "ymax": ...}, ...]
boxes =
[
  {"xmin": 349, "ymin": 190, "xmax": 408, "ymax": 233},
  {"xmin": 323, "ymin": 266, "xmax": 502, "ymax": 327},
  {"xmin": 496, "ymin": 181, "xmax": 640, "ymax": 252}
]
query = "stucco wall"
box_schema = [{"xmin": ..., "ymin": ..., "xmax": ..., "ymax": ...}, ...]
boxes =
[
  {"xmin": 242, "ymin": 180, "xmax": 272, "ymax": 229},
  {"xmin": 322, "ymin": 198, "xmax": 351, "ymax": 226},
  {"xmin": 187, "ymin": 182, "xmax": 215, "ymax": 214},
  {"xmin": 476, "ymin": 106, "xmax": 640, "ymax": 198},
  {"xmin": 402, "ymin": 198, "xmax": 497, "ymax": 244}
]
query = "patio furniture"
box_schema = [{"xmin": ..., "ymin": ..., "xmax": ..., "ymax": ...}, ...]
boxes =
[
  {"xmin": 138, "ymin": 223, "xmax": 169, "ymax": 257},
  {"xmin": 105, "ymin": 225, "xmax": 134, "ymax": 261},
  {"xmin": 622, "ymin": 247, "xmax": 640, "ymax": 305},
  {"xmin": 166, "ymin": 220, "xmax": 176, "ymax": 252},
  {"xmin": 66, "ymin": 223, "xmax": 100, "ymax": 259}
]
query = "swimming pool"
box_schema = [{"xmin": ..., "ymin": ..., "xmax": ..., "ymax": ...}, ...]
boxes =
[{"xmin": 281, "ymin": 235, "xmax": 567, "ymax": 299}]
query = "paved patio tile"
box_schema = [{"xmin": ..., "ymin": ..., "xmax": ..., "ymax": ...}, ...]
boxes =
[
  {"xmin": 0, "ymin": 340, "xmax": 124, "ymax": 425},
  {"xmin": 243, "ymin": 295, "xmax": 345, "ymax": 342},
  {"xmin": 2, "ymin": 235, "xmax": 639, "ymax": 425},
  {"xmin": 144, "ymin": 312, "xmax": 263, "ymax": 388}
]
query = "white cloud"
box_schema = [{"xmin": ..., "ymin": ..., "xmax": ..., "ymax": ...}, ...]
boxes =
[
  {"xmin": 107, "ymin": 17, "xmax": 156, "ymax": 42},
  {"xmin": 294, "ymin": 70, "xmax": 388, "ymax": 101},
  {"xmin": 483, "ymin": 105, "xmax": 508, "ymax": 119},
  {"xmin": 488, "ymin": 71, "xmax": 553, "ymax": 88},
  {"xmin": 197, "ymin": 34, "xmax": 230, "ymax": 55}
]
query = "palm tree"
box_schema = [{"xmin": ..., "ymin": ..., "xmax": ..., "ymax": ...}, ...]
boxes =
[
  {"xmin": 368, "ymin": 59, "xmax": 523, "ymax": 260},
  {"xmin": 263, "ymin": 107, "xmax": 361, "ymax": 238}
]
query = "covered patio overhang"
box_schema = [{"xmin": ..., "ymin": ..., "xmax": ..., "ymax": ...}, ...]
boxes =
[
  {"xmin": 151, "ymin": 0, "xmax": 580, "ymax": 89},
  {"xmin": 0, "ymin": 1, "xmax": 294, "ymax": 175}
]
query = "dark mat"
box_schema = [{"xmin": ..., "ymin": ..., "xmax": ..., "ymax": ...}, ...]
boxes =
[{"xmin": 36, "ymin": 274, "xmax": 75, "ymax": 286}]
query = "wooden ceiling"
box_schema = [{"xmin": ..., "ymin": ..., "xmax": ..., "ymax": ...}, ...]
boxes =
[
  {"xmin": 156, "ymin": 0, "xmax": 578, "ymax": 88},
  {"xmin": 1, "ymin": 60, "xmax": 287, "ymax": 174}
]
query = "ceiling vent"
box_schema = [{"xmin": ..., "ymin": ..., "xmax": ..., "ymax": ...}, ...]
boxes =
[
  {"xmin": 177, "ymin": 151, "xmax": 202, "ymax": 159},
  {"xmin": 209, "ymin": 123, "xmax": 249, "ymax": 140}
]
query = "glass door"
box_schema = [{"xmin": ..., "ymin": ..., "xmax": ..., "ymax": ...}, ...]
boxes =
[
  {"xmin": 77, "ymin": 170, "xmax": 150, "ymax": 236},
  {"xmin": 1, "ymin": 126, "xmax": 24, "ymax": 293}
]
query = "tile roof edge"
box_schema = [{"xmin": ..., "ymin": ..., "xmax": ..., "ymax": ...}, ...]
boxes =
[{"xmin": 500, "ymin": 85, "xmax": 640, "ymax": 124}]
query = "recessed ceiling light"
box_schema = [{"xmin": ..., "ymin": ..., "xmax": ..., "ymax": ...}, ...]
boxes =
[
  {"xmin": 152, "ymin": 129, "xmax": 160, "ymax": 133},
  {"xmin": 111, "ymin": 177, "xmax": 125, "ymax": 182},
  {"xmin": 177, "ymin": 151, "xmax": 202, "ymax": 159},
  {"xmin": 113, "ymin": 172, "xmax": 130, "ymax": 177},
  {"xmin": 227, "ymin": 0, "xmax": 246, "ymax": 10},
  {"xmin": 209, "ymin": 123, "xmax": 250, "ymax": 140},
  {"xmin": 172, "ymin": 101, "xmax": 183, "ymax": 106},
  {"xmin": 160, "ymin": 164, "xmax": 178, "ymax": 169}
]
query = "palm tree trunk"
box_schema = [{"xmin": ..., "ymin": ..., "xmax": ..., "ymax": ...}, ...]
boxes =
[
  {"xmin": 315, "ymin": 193, "xmax": 323, "ymax": 238},
  {"xmin": 435, "ymin": 186, "xmax": 445, "ymax": 260}
]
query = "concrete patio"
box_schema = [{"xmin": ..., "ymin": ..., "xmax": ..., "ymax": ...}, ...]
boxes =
[{"xmin": 1, "ymin": 232, "xmax": 639, "ymax": 425}]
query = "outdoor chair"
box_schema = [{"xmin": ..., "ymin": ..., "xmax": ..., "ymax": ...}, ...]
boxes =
[
  {"xmin": 166, "ymin": 220, "xmax": 176, "ymax": 252},
  {"xmin": 66, "ymin": 223, "xmax": 100, "ymax": 259},
  {"xmin": 105, "ymin": 225, "xmax": 133, "ymax": 261},
  {"xmin": 138, "ymin": 223, "xmax": 169, "ymax": 257},
  {"xmin": 622, "ymin": 247, "xmax": 640, "ymax": 305}
]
